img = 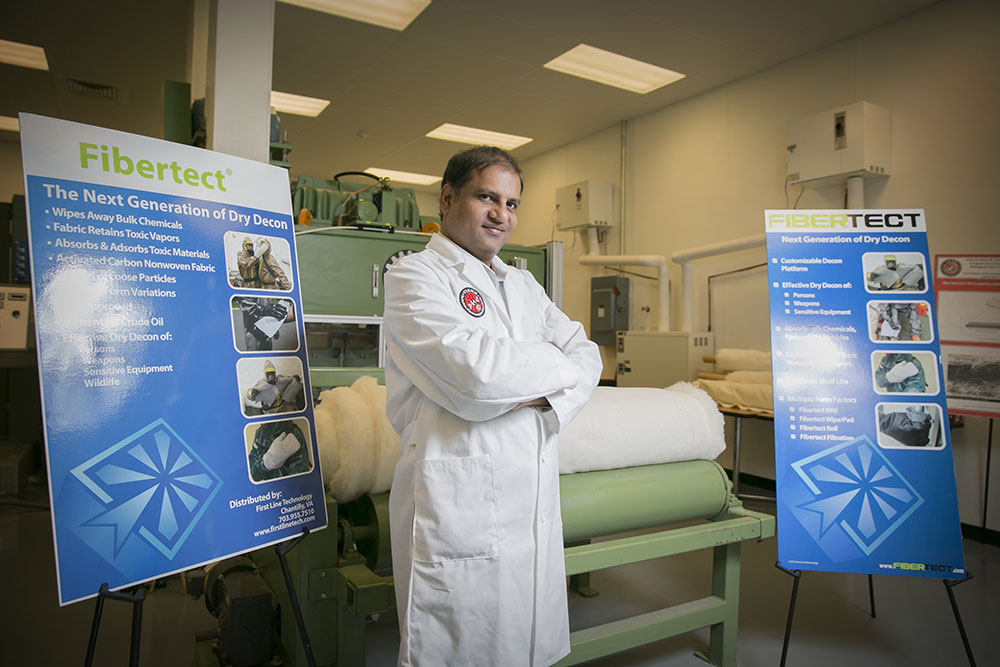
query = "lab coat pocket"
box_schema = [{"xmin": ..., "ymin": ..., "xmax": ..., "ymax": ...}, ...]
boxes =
[{"xmin": 412, "ymin": 455, "xmax": 499, "ymax": 563}]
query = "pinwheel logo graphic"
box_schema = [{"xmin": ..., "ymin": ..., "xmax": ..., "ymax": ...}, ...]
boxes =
[
  {"xmin": 70, "ymin": 419, "xmax": 222, "ymax": 561},
  {"xmin": 791, "ymin": 436, "xmax": 923, "ymax": 555}
]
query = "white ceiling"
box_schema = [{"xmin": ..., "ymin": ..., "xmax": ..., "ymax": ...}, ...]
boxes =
[{"xmin": 2, "ymin": 0, "xmax": 938, "ymax": 193}]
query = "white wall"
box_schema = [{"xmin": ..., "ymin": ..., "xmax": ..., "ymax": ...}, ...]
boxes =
[{"xmin": 513, "ymin": 0, "xmax": 1000, "ymax": 529}]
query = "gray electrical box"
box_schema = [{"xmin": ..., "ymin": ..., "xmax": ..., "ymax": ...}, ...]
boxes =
[{"xmin": 591, "ymin": 276, "xmax": 628, "ymax": 346}]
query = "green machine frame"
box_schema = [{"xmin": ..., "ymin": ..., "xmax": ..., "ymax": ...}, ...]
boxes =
[
  {"xmin": 243, "ymin": 195, "xmax": 775, "ymax": 667},
  {"xmin": 253, "ymin": 463, "xmax": 773, "ymax": 667}
]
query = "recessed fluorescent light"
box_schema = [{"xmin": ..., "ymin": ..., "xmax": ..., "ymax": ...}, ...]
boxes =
[
  {"xmin": 277, "ymin": 0, "xmax": 430, "ymax": 31},
  {"xmin": 366, "ymin": 167, "xmax": 441, "ymax": 186},
  {"xmin": 544, "ymin": 44, "xmax": 684, "ymax": 94},
  {"xmin": 0, "ymin": 39, "xmax": 49, "ymax": 71},
  {"xmin": 0, "ymin": 116, "xmax": 19, "ymax": 132},
  {"xmin": 425, "ymin": 123, "xmax": 532, "ymax": 150},
  {"xmin": 270, "ymin": 90, "xmax": 330, "ymax": 117}
]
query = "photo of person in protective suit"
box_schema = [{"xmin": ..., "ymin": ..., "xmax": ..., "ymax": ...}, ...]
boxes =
[
  {"xmin": 876, "ymin": 403, "xmax": 944, "ymax": 449},
  {"xmin": 870, "ymin": 301, "xmax": 930, "ymax": 341},
  {"xmin": 243, "ymin": 358, "xmax": 305, "ymax": 415},
  {"xmin": 232, "ymin": 296, "xmax": 297, "ymax": 352},
  {"xmin": 864, "ymin": 253, "xmax": 926, "ymax": 291},
  {"xmin": 246, "ymin": 418, "xmax": 312, "ymax": 482},
  {"xmin": 225, "ymin": 231, "xmax": 293, "ymax": 291},
  {"xmin": 874, "ymin": 352, "xmax": 928, "ymax": 393}
]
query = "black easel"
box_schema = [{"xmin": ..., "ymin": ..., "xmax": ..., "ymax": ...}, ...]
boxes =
[
  {"xmin": 983, "ymin": 419, "xmax": 993, "ymax": 534},
  {"xmin": 84, "ymin": 582, "xmax": 146, "ymax": 667},
  {"xmin": 775, "ymin": 562, "xmax": 976, "ymax": 667},
  {"xmin": 275, "ymin": 526, "xmax": 317, "ymax": 667}
]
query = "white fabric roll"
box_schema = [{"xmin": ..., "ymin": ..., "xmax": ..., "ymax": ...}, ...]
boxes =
[
  {"xmin": 714, "ymin": 348, "xmax": 772, "ymax": 372},
  {"xmin": 725, "ymin": 370, "xmax": 772, "ymax": 385},
  {"xmin": 315, "ymin": 377, "xmax": 402, "ymax": 502},
  {"xmin": 316, "ymin": 385, "xmax": 373, "ymax": 501},
  {"xmin": 351, "ymin": 375, "xmax": 399, "ymax": 494},
  {"xmin": 557, "ymin": 382, "xmax": 726, "ymax": 474},
  {"xmin": 693, "ymin": 378, "xmax": 773, "ymax": 414},
  {"xmin": 319, "ymin": 378, "xmax": 729, "ymax": 500}
]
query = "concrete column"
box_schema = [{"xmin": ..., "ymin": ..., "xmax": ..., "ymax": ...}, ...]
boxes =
[{"xmin": 205, "ymin": 0, "xmax": 274, "ymax": 162}]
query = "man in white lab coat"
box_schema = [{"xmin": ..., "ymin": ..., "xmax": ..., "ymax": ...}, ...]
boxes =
[{"xmin": 384, "ymin": 146, "xmax": 602, "ymax": 666}]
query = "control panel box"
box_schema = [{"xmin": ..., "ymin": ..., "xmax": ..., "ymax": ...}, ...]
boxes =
[
  {"xmin": 616, "ymin": 331, "xmax": 714, "ymax": 387},
  {"xmin": 787, "ymin": 101, "xmax": 890, "ymax": 188},
  {"xmin": 591, "ymin": 276, "xmax": 629, "ymax": 346},
  {"xmin": 0, "ymin": 285, "xmax": 33, "ymax": 350},
  {"xmin": 556, "ymin": 180, "xmax": 614, "ymax": 231}
]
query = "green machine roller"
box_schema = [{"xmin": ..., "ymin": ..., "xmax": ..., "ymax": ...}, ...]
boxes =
[{"xmin": 242, "ymin": 179, "xmax": 774, "ymax": 667}]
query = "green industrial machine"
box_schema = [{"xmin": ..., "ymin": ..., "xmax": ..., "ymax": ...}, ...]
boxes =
[
  {"xmin": 291, "ymin": 174, "xmax": 431, "ymax": 231},
  {"xmin": 292, "ymin": 200, "xmax": 545, "ymax": 391},
  {"xmin": 198, "ymin": 177, "xmax": 775, "ymax": 667}
]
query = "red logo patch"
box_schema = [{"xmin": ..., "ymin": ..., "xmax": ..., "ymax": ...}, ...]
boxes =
[{"xmin": 459, "ymin": 287, "xmax": 485, "ymax": 318}]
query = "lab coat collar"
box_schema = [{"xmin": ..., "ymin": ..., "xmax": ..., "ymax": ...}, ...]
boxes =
[
  {"xmin": 427, "ymin": 233, "xmax": 511, "ymax": 279},
  {"xmin": 427, "ymin": 233, "xmax": 516, "ymax": 327}
]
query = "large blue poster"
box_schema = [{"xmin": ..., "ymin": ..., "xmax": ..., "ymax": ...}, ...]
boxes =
[
  {"xmin": 765, "ymin": 209, "xmax": 964, "ymax": 578},
  {"xmin": 20, "ymin": 114, "xmax": 327, "ymax": 605}
]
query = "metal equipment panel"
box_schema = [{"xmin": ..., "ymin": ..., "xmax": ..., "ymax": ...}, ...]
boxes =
[
  {"xmin": 590, "ymin": 276, "xmax": 628, "ymax": 346},
  {"xmin": 294, "ymin": 227, "xmax": 546, "ymax": 317}
]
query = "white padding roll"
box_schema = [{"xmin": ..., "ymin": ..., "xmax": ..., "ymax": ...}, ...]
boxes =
[
  {"xmin": 725, "ymin": 370, "xmax": 772, "ymax": 385},
  {"xmin": 693, "ymin": 378, "xmax": 773, "ymax": 414},
  {"xmin": 714, "ymin": 348, "xmax": 772, "ymax": 372},
  {"xmin": 557, "ymin": 382, "xmax": 726, "ymax": 474},
  {"xmin": 319, "ymin": 378, "xmax": 729, "ymax": 500},
  {"xmin": 315, "ymin": 377, "xmax": 401, "ymax": 503}
]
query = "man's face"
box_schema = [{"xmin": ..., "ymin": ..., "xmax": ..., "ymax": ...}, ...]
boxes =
[
  {"xmin": 266, "ymin": 372, "xmax": 276, "ymax": 384},
  {"xmin": 439, "ymin": 165, "xmax": 520, "ymax": 265}
]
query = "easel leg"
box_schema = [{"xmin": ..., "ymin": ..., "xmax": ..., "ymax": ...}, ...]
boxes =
[
  {"xmin": 983, "ymin": 419, "xmax": 993, "ymax": 535},
  {"xmin": 868, "ymin": 574, "xmax": 876, "ymax": 618},
  {"xmin": 84, "ymin": 583, "xmax": 109, "ymax": 667},
  {"xmin": 275, "ymin": 527, "xmax": 317, "ymax": 667},
  {"xmin": 84, "ymin": 582, "xmax": 146, "ymax": 667},
  {"xmin": 775, "ymin": 562, "xmax": 801, "ymax": 667},
  {"xmin": 130, "ymin": 588, "xmax": 144, "ymax": 667},
  {"xmin": 944, "ymin": 573, "xmax": 977, "ymax": 667}
]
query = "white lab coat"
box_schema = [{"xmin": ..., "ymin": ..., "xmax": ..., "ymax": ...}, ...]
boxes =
[{"xmin": 385, "ymin": 234, "xmax": 601, "ymax": 667}]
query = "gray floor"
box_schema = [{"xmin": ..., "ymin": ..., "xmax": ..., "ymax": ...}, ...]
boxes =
[{"xmin": 2, "ymin": 481, "xmax": 997, "ymax": 666}]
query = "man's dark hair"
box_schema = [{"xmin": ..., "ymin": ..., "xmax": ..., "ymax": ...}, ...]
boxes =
[{"xmin": 441, "ymin": 145, "xmax": 524, "ymax": 193}]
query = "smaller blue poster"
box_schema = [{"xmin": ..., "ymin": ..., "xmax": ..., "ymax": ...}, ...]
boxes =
[
  {"xmin": 20, "ymin": 114, "xmax": 327, "ymax": 605},
  {"xmin": 765, "ymin": 209, "xmax": 965, "ymax": 578}
]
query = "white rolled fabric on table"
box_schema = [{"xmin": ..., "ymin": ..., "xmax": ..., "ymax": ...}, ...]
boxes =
[
  {"xmin": 724, "ymin": 370, "xmax": 772, "ymax": 385},
  {"xmin": 557, "ymin": 382, "xmax": 726, "ymax": 474},
  {"xmin": 692, "ymin": 378, "xmax": 773, "ymax": 414},
  {"xmin": 713, "ymin": 348, "xmax": 772, "ymax": 372},
  {"xmin": 316, "ymin": 378, "xmax": 727, "ymax": 502}
]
